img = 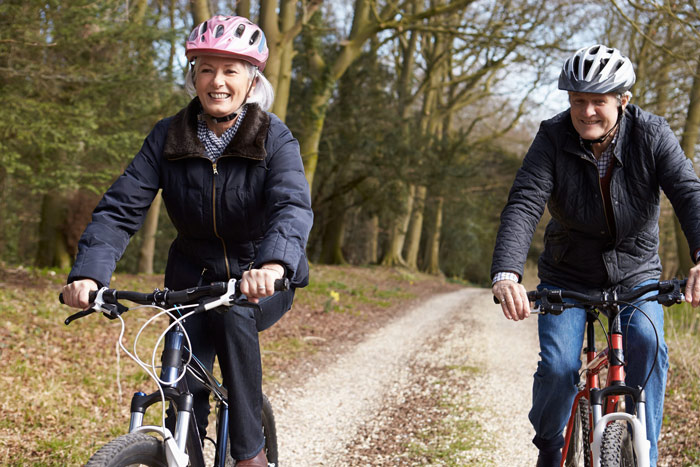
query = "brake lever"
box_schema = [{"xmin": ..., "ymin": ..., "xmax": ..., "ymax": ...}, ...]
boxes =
[
  {"xmin": 63, "ymin": 287, "xmax": 128, "ymax": 324},
  {"xmin": 65, "ymin": 308, "xmax": 97, "ymax": 325},
  {"xmin": 656, "ymin": 279, "xmax": 684, "ymax": 306}
]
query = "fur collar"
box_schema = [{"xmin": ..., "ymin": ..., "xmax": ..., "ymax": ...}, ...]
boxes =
[{"xmin": 163, "ymin": 98, "xmax": 270, "ymax": 161}]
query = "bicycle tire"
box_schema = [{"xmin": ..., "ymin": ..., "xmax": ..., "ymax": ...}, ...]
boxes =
[
  {"xmin": 262, "ymin": 393, "xmax": 279, "ymax": 465},
  {"xmin": 85, "ymin": 433, "xmax": 166, "ymax": 467},
  {"xmin": 565, "ymin": 397, "xmax": 591, "ymax": 467},
  {"xmin": 600, "ymin": 421, "xmax": 637, "ymax": 467},
  {"xmin": 220, "ymin": 393, "xmax": 279, "ymax": 467}
]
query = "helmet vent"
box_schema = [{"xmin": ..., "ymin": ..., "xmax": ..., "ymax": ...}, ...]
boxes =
[
  {"xmin": 214, "ymin": 24, "xmax": 225, "ymax": 38},
  {"xmin": 235, "ymin": 24, "xmax": 245, "ymax": 37},
  {"xmin": 200, "ymin": 21, "xmax": 208, "ymax": 36},
  {"xmin": 250, "ymin": 30, "xmax": 260, "ymax": 46},
  {"xmin": 188, "ymin": 27, "xmax": 198, "ymax": 42}
]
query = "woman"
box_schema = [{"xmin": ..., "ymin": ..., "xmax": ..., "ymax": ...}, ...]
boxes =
[{"xmin": 61, "ymin": 15, "xmax": 313, "ymax": 466}]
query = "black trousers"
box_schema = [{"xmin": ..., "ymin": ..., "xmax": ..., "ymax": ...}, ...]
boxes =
[{"xmin": 166, "ymin": 288, "xmax": 294, "ymax": 460}]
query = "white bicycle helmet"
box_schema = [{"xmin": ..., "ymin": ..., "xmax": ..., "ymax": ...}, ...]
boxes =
[{"xmin": 558, "ymin": 45, "xmax": 635, "ymax": 94}]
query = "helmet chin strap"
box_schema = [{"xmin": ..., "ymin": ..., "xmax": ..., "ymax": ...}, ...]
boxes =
[
  {"xmin": 207, "ymin": 112, "xmax": 238, "ymax": 123},
  {"xmin": 582, "ymin": 106, "xmax": 622, "ymax": 145}
]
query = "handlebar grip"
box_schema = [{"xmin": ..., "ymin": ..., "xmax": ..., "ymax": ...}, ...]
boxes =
[
  {"xmin": 58, "ymin": 290, "xmax": 100, "ymax": 305},
  {"xmin": 493, "ymin": 290, "xmax": 538, "ymax": 305},
  {"xmin": 274, "ymin": 278, "xmax": 290, "ymax": 292}
]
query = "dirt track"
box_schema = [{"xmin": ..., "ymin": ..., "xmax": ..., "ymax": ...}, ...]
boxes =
[{"xmin": 270, "ymin": 287, "xmax": 541, "ymax": 465}]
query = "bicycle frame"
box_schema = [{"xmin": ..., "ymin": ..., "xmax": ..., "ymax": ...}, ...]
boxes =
[
  {"xmin": 561, "ymin": 303, "xmax": 650, "ymax": 467},
  {"xmin": 126, "ymin": 323, "xmax": 232, "ymax": 467}
]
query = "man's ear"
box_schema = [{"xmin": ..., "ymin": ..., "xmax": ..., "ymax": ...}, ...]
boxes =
[{"xmin": 620, "ymin": 94, "xmax": 630, "ymax": 110}]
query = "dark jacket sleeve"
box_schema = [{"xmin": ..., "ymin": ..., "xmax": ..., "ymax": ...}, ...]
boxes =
[
  {"xmin": 652, "ymin": 119, "xmax": 700, "ymax": 260},
  {"xmin": 255, "ymin": 115, "xmax": 313, "ymax": 283},
  {"xmin": 490, "ymin": 121, "xmax": 556, "ymax": 280},
  {"xmin": 68, "ymin": 120, "xmax": 168, "ymax": 286}
]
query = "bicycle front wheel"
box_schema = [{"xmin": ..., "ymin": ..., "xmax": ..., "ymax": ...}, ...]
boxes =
[
  {"xmin": 565, "ymin": 397, "xmax": 591, "ymax": 467},
  {"xmin": 262, "ymin": 393, "xmax": 279, "ymax": 465},
  {"xmin": 600, "ymin": 421, "xmax": 637, "ymax": 467},
  {"xmin": 85, "ymin": 433, "xmax": 166, "ymax": 467}
]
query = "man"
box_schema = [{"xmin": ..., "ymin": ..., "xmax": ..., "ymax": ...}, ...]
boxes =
[{"xmin": 490, "ymin": 44, "xmax": 700, "ymax": 466}]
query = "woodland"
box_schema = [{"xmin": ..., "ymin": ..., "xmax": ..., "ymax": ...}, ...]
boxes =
[{"xmin": 1, "ymin": 0, "xmax": 700, "ymax": 284}]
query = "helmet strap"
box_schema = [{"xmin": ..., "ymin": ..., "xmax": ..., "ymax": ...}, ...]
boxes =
[
  {"xmin": 582, "ymin": 106, "xmax": 622, "ymax": 146},
  {"xmin": 207, "ymin": 112, "xmax": 238, "ymax": 123}
]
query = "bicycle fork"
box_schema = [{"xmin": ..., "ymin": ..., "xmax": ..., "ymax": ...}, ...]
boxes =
[
  {"xmin": 589, "ymin": 313, "xmax": 651, "ymax": 467},
  {"xmin": 126, "ymin": 326, "xmax": 201, "ymax": 467}
]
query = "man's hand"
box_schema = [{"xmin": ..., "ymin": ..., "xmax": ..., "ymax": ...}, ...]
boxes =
[
  {"xmin": 684, "ymin": 262, "xmax": 700, "ymax": 307},
  {"xmin": 492, "ymin": 279, "xmax": 531, "ymax": 321}
]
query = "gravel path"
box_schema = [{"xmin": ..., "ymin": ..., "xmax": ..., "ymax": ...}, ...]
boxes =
[{"xmin": 271, "ymin": 287, "xmax": 541, "ymax": 466}]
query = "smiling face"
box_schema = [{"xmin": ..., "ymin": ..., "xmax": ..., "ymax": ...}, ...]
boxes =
[
  {"xmin": 194, "ymin": 55, "xmax": 255, "ymax": 119},
  {"xmin": 568, "ymin": 91, "xmax": 628, "ymax": 141}
]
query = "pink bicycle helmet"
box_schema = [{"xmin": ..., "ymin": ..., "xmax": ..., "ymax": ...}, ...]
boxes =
[{"xmin": 186, "ymin": 15, "xmax": 269, "ymax": 70}]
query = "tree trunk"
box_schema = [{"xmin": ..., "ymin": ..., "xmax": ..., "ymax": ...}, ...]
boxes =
[
  {"xmin": 319, "ymin": 197, "xmax": 347, "ymax": 264},
  {"xmin": 367, "ymin": 214, "xmax": 379, "ymax": 264},
  {"xmin": 35, "ymin": 191, "xmax": 71, "ymax": 269},
  {"xmin": 673, "ymin": 59, "xmax": 700, "ymax": 274},
  {"xmin": 190, "ymin": 0, "xmax": 210, "ymax": 25},
  {"xmin": 380, "ymin": 185, "xmax": 414, "ymax": 267},
  {"xmin": 423, "ymin": 196, "xmax": 444, "ymax": 275},
  {"xmin": 137, "ymin": 190, "xmax": 162, "ymax": 274},
  {"xmin": 236, "ymin": 0, "xmax": 251, "ymax": 18},
  {"xmin": 404, "ymin": 185, "xmax": 427, "ymax": 269}
]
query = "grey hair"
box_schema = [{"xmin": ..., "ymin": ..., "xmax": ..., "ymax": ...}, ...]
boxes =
[
  {"xmin": 184, "ymin": 60, "xmax": 275, "ymax": 111},
  {"xmin": 617, "ymin": 91, "xmax": 633, "ymax": 106}
]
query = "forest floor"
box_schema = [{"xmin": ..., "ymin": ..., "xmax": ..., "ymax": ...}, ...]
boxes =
[{"xmin": 0, "ymin": 263, "xmax": 698, "ymax": 465}]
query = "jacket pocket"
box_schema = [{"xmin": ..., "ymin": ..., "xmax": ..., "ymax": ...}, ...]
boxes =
[
  {"xmin": 634, "ymin": 231, "xmax": 657, "ymax": 252},
  {"xmin": 545, "ymin": 231, "xmax": 570, "ymax": 263}
]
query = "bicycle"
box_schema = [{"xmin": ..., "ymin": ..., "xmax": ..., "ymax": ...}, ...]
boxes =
[
  {"xmin": 60, "ymin": 277, "xmax": 287, "ymax": 467},
  {"xmin": 523, "ymin": 278, "xmax": 686, "ymax": 467}
]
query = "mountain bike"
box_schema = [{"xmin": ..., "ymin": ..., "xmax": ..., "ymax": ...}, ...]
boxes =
[
  {"xmin": 525, "ymin": 278, "xmax": 686, "ymax": 467},
  {"xmin": 60, "ymin": 277, "xmax": 287, "ymax": 467}
]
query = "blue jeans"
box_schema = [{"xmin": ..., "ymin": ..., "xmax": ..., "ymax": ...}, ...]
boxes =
[
  {"xmin": 529, "ymin": 280, "xmax": 668, "ymax": 466},
  {"xmin": 166, "ymin": 288, "xmax": 295, "ymax": 460}
]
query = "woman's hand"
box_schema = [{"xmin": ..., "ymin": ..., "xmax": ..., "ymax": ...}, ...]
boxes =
[
  {"xmin": 492, "ymin": 279, "xmax": 531, "ymax": 321},
  {"xmin": 61, "ymin": 279, "xmax": 99, "ymax": 310},
  {"xmin": 684, "ymin": 262, "xmax": 700, "ymax": 307},
  {"xmin": 240, "ymin": 263, "xmax": 285, "ymax": 303}
]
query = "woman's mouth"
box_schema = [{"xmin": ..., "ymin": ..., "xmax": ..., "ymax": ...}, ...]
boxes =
[{"xmin": 209, "ymin": 92, "xmax": 230, "ymax": 99}]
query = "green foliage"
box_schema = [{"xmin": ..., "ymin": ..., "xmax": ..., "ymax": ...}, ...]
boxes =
[{"xmin": 0, "ymin": 0, "xmax": 187, "ymax": 267}]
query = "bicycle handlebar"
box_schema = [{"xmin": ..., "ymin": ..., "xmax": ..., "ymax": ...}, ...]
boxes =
[
  {"xmin": 60, "ymin": 277, "xmax": 290, "ymax": 325},
  {"xmin": 493, "ymin": 278, "xmax": 686, "ymax": 315}
]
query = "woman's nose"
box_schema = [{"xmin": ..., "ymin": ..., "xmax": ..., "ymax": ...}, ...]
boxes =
[{"xmin": 212, "ymin": 70, "xmax": 225, "ymax": 86}]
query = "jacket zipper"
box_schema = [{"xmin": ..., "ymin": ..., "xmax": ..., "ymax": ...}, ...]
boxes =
[
  {"xmin": 211, "ymin": 162, "xmax": 231, "ymax": 279},
  {"xmin": 597, "ymin": 176, "xmax": 614, "ymax": 236}
]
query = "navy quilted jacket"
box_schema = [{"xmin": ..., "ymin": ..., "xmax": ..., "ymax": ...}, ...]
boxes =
[
  {"xmin": 69, "ymin": 99, "xmax": 313, "ymax": 290},
  {"xmin": 491, "ymin": 104, "xmax": 700, "ymax": 292}
]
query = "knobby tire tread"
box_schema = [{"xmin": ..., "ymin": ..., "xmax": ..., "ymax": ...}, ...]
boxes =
[
  {"xmin": 85, "ymin": 432, "xmax": 166, "ymax": 467},
  {"xmin": 262, "ymin": 393, "xmax": 279, "ymax": 465},
  {"xmin": 565, "ymin": 397, "xmax": 591, "ymax": 467},
  {"xmin": 600, "ymin": 421, "xmax": 637, "ymax": 467}
]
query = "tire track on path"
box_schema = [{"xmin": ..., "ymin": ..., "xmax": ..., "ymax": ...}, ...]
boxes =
[{"xmin": 271, "ymin": 287, "xmax": 539, "ymax": 466}]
